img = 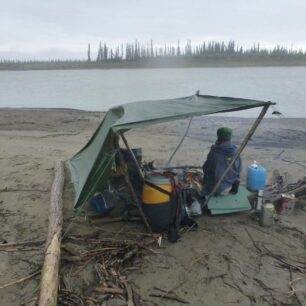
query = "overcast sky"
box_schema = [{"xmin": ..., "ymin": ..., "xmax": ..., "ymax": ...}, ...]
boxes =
[{"xmin": 1, "ymin": 0, "xmax": 306, "ymax": 60}]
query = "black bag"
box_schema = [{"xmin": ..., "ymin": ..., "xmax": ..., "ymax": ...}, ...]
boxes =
[
  {"xmin": 143, "ymin": 177, "xmax": 197, "ymax": 242},
  {"xmin": 167, "ymin": 188, "xmax": 197, "ymax": 243}
]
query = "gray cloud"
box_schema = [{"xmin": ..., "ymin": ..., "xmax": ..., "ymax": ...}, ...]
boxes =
[{"xmin": 1, "ymin": 0, "xmax": 306, "ymax": 59}]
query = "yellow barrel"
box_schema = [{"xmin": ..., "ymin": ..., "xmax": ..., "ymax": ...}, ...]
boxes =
[{"xmin": 143, "ymin": 174, "xmax": 172, "ymax": 204}]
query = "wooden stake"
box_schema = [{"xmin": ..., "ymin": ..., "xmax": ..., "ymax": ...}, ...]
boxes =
[
  {"xmin": 38, "ymin": 160, "xmax": 65, "ymax": 306},
  {"xmin": 204, "ymin": 104, "xmax": 270, "ymax": 206}
]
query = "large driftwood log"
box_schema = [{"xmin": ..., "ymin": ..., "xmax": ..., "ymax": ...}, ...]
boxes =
[{"xmin": 38, "ymin": 160, "xmax": 65, "ymax": 306}]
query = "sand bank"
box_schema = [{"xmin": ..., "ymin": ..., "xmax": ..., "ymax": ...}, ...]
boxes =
[{"xmin": 0, "ymin": 108, "xmax": 305, "ymax": 305}]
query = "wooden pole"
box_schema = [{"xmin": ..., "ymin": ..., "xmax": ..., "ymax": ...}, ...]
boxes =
[
  {"xmin": 120, "ymin": 132, "xmax": 145, "ymax": 181},
  {"xmin": 204, "ymin": 104, "xmax": 270, "ymax": 206},
  {"xmin": 166, "ymin": 117, "xmax": 193, "ymax": 166},
  {"xmin": 116, "ymin": 137, "xmax": 152, "ymax": 233},
  {"xmin": 38, "ymin": 160, "xmax": 65, "ymax": 306}
]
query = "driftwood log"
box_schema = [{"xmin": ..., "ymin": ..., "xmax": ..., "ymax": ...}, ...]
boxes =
[
  {"xmin": 291, "ymin": 184, "xmax": 306, "ymax": 197},
  {"xmin": 38, "ymin": 160, "xmax": 65, "ymax": 306}
]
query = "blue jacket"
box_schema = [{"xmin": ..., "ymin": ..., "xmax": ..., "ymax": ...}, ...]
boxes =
[{"xmin": 202, "ymin": 142, "xmax": 242, "ymax": 196}]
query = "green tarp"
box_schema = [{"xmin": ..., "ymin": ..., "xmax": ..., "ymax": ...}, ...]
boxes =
[{"xmin": 68, "ymin": 93, "xmax": 273, "ymax": 208}]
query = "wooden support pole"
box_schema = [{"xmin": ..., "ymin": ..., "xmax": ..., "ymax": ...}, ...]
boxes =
[
  {"xmin": 204, "ymin": 104, "xmax": 271, "ymax": 206},
  {"xmin": 120, "ymin": 132, "xmax": 145, "ymax": 181},
  {"xmin": 116, "ymin": 137, "xmax": 152, "ymax": 233},
  {"xmin": 38, "ymin": 160, "xmax": 65, "ymax": 306},
  {"xmin": 166, "ymin": 117, "xmax": 193, "ymax": 166}
]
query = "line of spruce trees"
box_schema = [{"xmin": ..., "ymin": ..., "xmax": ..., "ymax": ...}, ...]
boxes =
[
  {"xmin": 1, "ymin": 40, "xmax": 305, "ymax": 64},
  {"xmin": 92, "ymin": 40, "xmax": 306, "ymax": 62}
]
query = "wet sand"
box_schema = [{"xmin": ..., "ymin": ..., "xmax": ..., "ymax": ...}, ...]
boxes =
[{"xmin": 0, "ymin": 108, "xmax": 306, "ymax": 305}]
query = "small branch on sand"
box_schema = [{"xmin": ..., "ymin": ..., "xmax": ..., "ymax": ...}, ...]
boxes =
[
  {"xmin": 58, "ymin": 289, "xmax": 97, "ymax": 305},
  {"xmin": 61, "ymin": 244, "xmax": 79, "ymax": 256},
  {"xmin": 0, "ymin": 270, "xmax": 40, "ymax": 289},
  {"xmin": 41, "ymin": 132, "xmax": 80, "ymax": 138},
  {"xmin": 0, "ymin": 239, "xmax": 45, "ymax": 249},
  {"xmin": 262, "ymin": 245, "xmax": 306, "ymax": 275},
  {"xmin": 88, "ymin": 217, "xmax": 124, "ymax": 224},
  {"xmin": 151, "ymin": 286, "xmax": 189, "ymax": 304},
  {"xmin": 288, "ymin": 277, "xmax": 303, "ymax": 306},
  {"xmin": 253, "ymin": 278, "xmax": 280, "ymax": 293},
  {"xmin": 124, "ymin": 281, "xmax": 134, "ymax": 306},
  {"xmin": 277, "ymin": 225, "xmax": 306, "ymax": 237},
  {"xmin": 150, "ymin": 292, "xmax": 189, "ymax": 304},
  {"xmin": 93, "ymin": 286, "xmax": 125, "ymax": 295},
  {"xmin": 245, "ymin": 227, "xmax": 262, "ymax": 253},
  {"xmin": 71, "ymin": 257, "xmax": 95, "ymax": 276},
  {"xmin": 1, "ymin": 247, "xmax": 42, "ymax": 252},
  {"xmin": 281, "ymin": 158, "xmax": 306, "ymax": 169},
  {"xmin": 274, "ymin": 150, "xmax": 285, "ymax": 160},
  {"xmin": 203, "ymin": 273, "xmax": 227, "ymax": 284},
  {"xmin": 0, "ymin": 188, "xmax": 48, "ymax": 193}
]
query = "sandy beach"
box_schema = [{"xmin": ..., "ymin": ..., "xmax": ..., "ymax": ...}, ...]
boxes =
[{"xmin": 1, "ymin": 108, "xmax": 306, "ymax": 306}]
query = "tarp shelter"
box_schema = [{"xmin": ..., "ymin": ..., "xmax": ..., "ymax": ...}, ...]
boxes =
[{"xmin": 68, "ymin": 93, "xmax": 274, "ymax": 208}]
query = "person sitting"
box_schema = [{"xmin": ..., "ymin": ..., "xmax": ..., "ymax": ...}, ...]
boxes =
[{"xmin": 202, "ymin": 127, "xmax": 241, "ymax": 197}]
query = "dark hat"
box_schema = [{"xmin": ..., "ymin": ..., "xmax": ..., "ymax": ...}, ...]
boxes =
[{"xmin": 217, "ymin": 127, "xmax": 232, "ymax": 142}]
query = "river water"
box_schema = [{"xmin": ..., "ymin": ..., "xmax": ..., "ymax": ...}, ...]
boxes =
[{"xmin": 0, "ymin": 66, "xmax": 305, "ymax": 117}]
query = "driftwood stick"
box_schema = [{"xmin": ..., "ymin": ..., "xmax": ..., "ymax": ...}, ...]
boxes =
[
  {"xmin": 204, "ymin": 104, "xmax": 271, "ymax": 206},
  {"xmin": 149, "ymin": 293, "xmax": 189, "ymax": 304},
  {"xmin": 71, "ymin": 257, "xmax": 95, "ymax": 276},
  {"xmin": 89, "ymin": 226, "xmax": 160, "ymax": 238},
  {"xmin": 93, "ymin": 286, "xmax": 125, "ymax": 295},
  {"xmin": 2, "ymin": 247, "xmax": 42, "ymax": 252},
  {"xmin": 245, "ymin": 227, "xmax": 262, "ymax": 253},
  {"xmin": 124, "ymin": 281, "xmax": 134, "ymax": 306},
  {"xmin": 38, "ymin": 160, "xmax": 65, "ymax": 306},
  {"xmin": 61, "ymin": 244, "xmax": 79, "ymax": 256},
  {"xmin": 290, "ymin": 184, "xmax": 306, "ymax": 197},
  {"xmin": 0, "ymin": 188, "xmax": 48, "ymax": 193},
  {"xmin": 281, "ymin": 158, "xmax": 306, "ymax": 169},
  {"xmin": 151, "ymin": 279, "xmax": 188, "ymax": 304},
  {"xmin": 0, "ymin": 270, "xmax": 41, "ymax": 289},
  {"xmin": 89, "ymin": 217, "xmax": 123, "ymax": 224},
  {"xmin": 0, "ymin": 239, "xmax": 45, "ymax": 249}
]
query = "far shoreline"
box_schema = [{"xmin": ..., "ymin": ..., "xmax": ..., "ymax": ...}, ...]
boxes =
[
  {"xmin": 1, "ymin": 60, "xmax": 306, "ymax": 71},
  {"xmin": 1, "ymin": 106, "xmax": 306, "ymax": 120}
]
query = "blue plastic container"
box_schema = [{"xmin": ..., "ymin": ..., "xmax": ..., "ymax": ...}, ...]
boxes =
[
  {"xmin": 90, "ymin": 193, "xmax": 114, "ymax": 216},
  {"xmin": 247, "ymin": 161, "xmax": 267, "ymax": 191}
]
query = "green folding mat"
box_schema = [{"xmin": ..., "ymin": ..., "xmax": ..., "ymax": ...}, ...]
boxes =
[{"xmin": 207, "ymin": 186, "xmax": 252, "ymax": 215}]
